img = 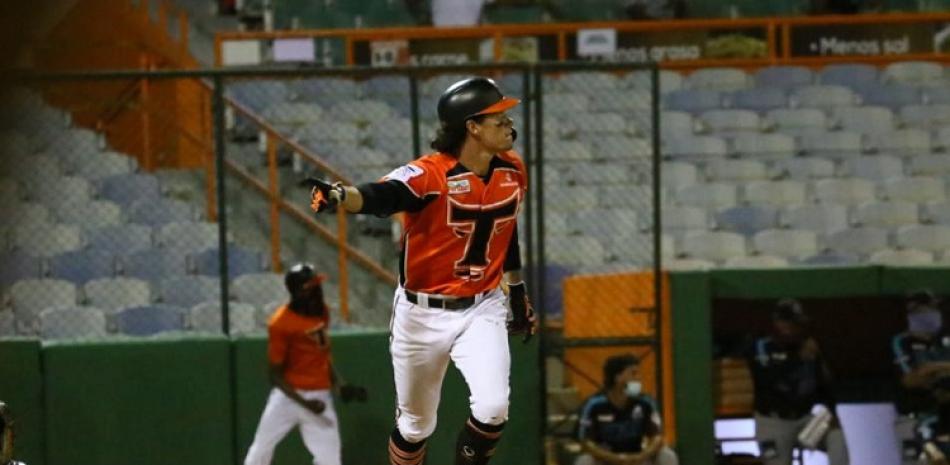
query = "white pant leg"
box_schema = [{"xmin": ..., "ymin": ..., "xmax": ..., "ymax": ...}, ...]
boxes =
[
  {"xmin": 645, "ymin": 446, "xmax": 679, "ymax": 465},
  {"xmin": 390, "ymin": 290, "xmax": 456, "ymax": 442},
  {"xmin": 297, "ymin": 390, "xmax": 342, "ymax": 465},
  {"xmin": 756, "ymin": 414, "xmax": 806, "ymax": 465},
  {"xmin": 573, "ymin": 453, "xmax": 599, "ymax": 465},
  {"xmin": 450, "ymin": 290, "xmax": 511, "ymax": 426},
  {"xmin": 244, "ymin": 389, "xmax": 300, "ymax": 465}
]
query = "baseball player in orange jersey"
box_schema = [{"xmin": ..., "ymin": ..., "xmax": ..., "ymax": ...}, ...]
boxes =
[
  {"xmin": 245, "ymin": 263, "xmax": 366, "ymax": 465},
  {"xmin": 306, "ymin": 76, "xmax": 537, "ymax": 465}
]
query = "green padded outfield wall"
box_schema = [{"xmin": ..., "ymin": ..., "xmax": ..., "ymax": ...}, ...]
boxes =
[
  {"xmin": 234, "ymin": 331, "xmax": 542, "ymax": 465},
  {"xmin": 0, "ymin": 338, "xmax": 44, "ymax": 465},
  {"xmin": 41, "ymin": 336, "xmax": 234, "ymax": 465}
]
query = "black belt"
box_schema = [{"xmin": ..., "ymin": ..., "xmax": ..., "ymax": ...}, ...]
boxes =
[{"xmin": 404, "ymin": 290, "xmax": 476, "ymax": 310}]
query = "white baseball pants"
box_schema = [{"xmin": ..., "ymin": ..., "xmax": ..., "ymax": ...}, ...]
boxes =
[
  {"xmin": 390, "ymin": 286, "xmax": 511, "ymax": 443},
  {"xmin": 244, "ymin": 388, "xmax": 341, "ymax": 465}
]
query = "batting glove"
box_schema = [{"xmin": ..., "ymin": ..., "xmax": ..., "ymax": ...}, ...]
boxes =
[
  {"xmin": 301, "ymin": 177, "xmax": 346, "ymax": 213},
  {"xmin": 506, "ymin": 282, "xmax": 537, "ymax": 343}
]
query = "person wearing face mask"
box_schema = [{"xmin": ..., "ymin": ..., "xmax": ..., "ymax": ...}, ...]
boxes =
[
  {"xmin": 892, "ymin": 290, "xmax": 950, "ymax": 465},
  {"xmin": 574, "ymin": 354, "xmax": 679, "ymax": 465},
  {"xmin": 748, "ymin": 299, "xmax": 849, "ymax": 465},
  {"xmin": 243, "ymin": 263, "xmax": 366, "ymax": 465}
]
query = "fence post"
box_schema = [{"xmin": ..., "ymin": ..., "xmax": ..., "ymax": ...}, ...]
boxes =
[
  {"xmin": 211, "ymin": 74, "xmax": 231, "ymax": 335},
  {"xmin": 266, "ymin": 134, "xmax": 282, "ymax": 273}
]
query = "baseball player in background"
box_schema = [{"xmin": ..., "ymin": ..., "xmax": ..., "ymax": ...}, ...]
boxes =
[
  {"xmin": 307, "ymin": 76, "xmax": 537, "ymax": 465},
  {"xmin": 244, "ymin": 263, "xmax": 366, "ymax": 465},
  {"xmin": 1, "ymin": 401, "xmax": 26, "ymax": 465}
]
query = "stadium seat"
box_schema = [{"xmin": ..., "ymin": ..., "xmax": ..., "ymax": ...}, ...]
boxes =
[
  {"xmin": 232, "ymin": 273, "xmax": 287, "ymax": 308},
  {"xmin": 899, "ymin": 104, "xmax": 950, "ymax": 129},
  {"xmin": 911, "ymin": 156, "xmax": 950, "ymax": 177},
  {"xmin": 755, "ymin": 66, "xmax": 814, "ymax": 89},
  {"xmin": 188, "ymin": 301, "xmax": 257, "ymax": 334},
  {"xmin": 854, "ymin": 201, "xmax": 919, "ymax": 228},
  {"xmin": 753, "ymin": 229, "xmax": 819, "ymax": 260},
  {"xmin": 883, "ymin": 61, "xmax": 944, "ymax": 86},
  {"xmin": 0, "ymin": 310, "xmax": 15, "ymax": 336},
  {"xmin": 896, "ymin": 225, "xmax": 950, "ymax": 252},
  {"xmin": 98, "ymin": 174, "xmax": 162, "ymax": 207},
  {"xmin": 832, "ymin": 106, "xmax": 894, "ymax": 135},
  {"xmin": 799, "ymin": 131, "xmax": 863, "ymax": 158},
  {"xmin": 665, "ymin": 135, "xmax": 728, "ymax": 159},
  {"xmin": 765, "ymin": 108, "xmax": 830, "ymax": 134},
  {"xmin": 873, "ymin": 129, "xmax": 932, "ymax": 156},
  {"xmin": 120, "ymin": 248, "xmax": 191, "ymax": 281},
  {"xmin": 705, "ymin": 159, "xmax": 768, "ymax": 182},
  {"xmin": 728, "ymin": 88, "xmax": 788, "ymax": 113},
  {"xmin": 129, "ymin": 198, "xmax": 196, "ymax": 226},
  {"xmin": 545, "ymin": 93, "xmax": 590, "ymax": 115},
  {"xmin": 715, "ymin": 206, "xmax": 779, "ymax": 236},
  {"xmin": 771, "ymin": 158, "xmax": 835, "ymax": 180},
  {"xmin": 618, "ymin": 70, "xmax": 682, "ymax": 94},
  {"xmin": 661, "ymin": 206, "xmax": 709, "ymax": 232},
  {"xmin": 723, "ymin": 255, "xmax": 790, "ymax": 269},
  {"xmin": 819, "ymin": 63, "xmax": 878, "ymax": 89},
  {"xmin": 329, "ymin": 100, "xmax": 395, "ymax": 125},
  {"xmin": 604, "ymin": 234, "xmax": 674, "ymax": 265},
  {"xmin": 733, "ymin": 133, "xmax": 796, "ymax": 159},
  {"xmin": 50, "ymin": 250, "xmax": 116, "ymax": 284},
  {"xmin": 662, "ymin": 162, "xmax": 698, "ymax": 190},
  {"xmin": 883, "ymin": 177, "xmax": 945, "ymax": 203},
  {"xmin": 571, "ymin": 209, "xmax": 638, "ymax": 238},
  {"xmin": 228, "ymin": 80, "xmax": 290, "ymax": 112},
  {"xmin": 869, "ymin": 248, "xmax": 933, "ymax": 266},
  {"xmin": 744, "ymin": 180, "xmax": 808, "ymax": 207},
  {"xmin": 262, "ymin": 102, "xmax": 324, "ymax": 128},
  {"xmin": 814, "ymin": 178, "xmax": 876, "ymax": 205},
  {"xmin": 924, "ymin": 203, "xmax": 950, "ymax": 225},
  {"xmin": 87, "ymin": 224, "xmax": 153, "ymax": 255},
  {"xmin": 826, "ymin": 227, "xmax": 890, "ymax": 257},
  {"xmin": 686, "ymin": 68, "xmax": 749, "ymax": 91},
  {"xmin": 292, "ymin": 78, "xmax": 360, "ymax": 104},
  {"xmin": 588, "ymin": 89, "xmax": 651, "ymax": 113},
  {"xmin": 13, "ymin": 223, "xmax": 82, "ymax": 257},
  {"xmin": 547, "ymin": 236, "xmax": 606, "ymax": 267},
  {"xmin": 192, "ymin": 246, "xmax": 265, "ymax": 277},
  {"xmin": 927, "ymin": 86, "xmax": 950, "ymax": 104},
  {"xmin": 75, "ymin": 151, "xmax": 137, "ymax": 180},
  {"xmin": 560, "ymin": 71, "xmax": 621, "ymax": 92},
  {"xmin": 700, "ymin": 110, "xmax": 762, "ymax": 136},
  {"xmin": 157, "ymin": 221, "xmax": 221, "ymax": 253},
  {"xmin": 2, "ymin": 154, "xmax": 61, "ymax": 180},
  {"xmin": 10, "ymin": 278, "xmax": 78, "ymax": 333},
  {"xmin": 681, "ymin": 231, "xmax": 746, "ymax": 262},
  {"xmin": 160, "ymin": 276, "xmax": 221, "ymax": 308},
  {"xmin": 26, "ymin": 175, "xmax": 93, "ymax": 207},
  {"xmin": 115, "ymin": 304, "xmax": 185, "ymax": 336},
  {"xmin": 782, "ymin": 204, "xmax": 849, "ymax": 236},
  {"xmin": 676, "ymin": 183, "xmax": 737, "ymax": 211},
  {"xmin": 298, "ymin": 122, "xmax": 361, "ymax": 144},
  {"xmin": 548, "ymin": 186, "xmax": 598, "ymax": 212},
  {"xmin": 46, "ymin": 128, "xmax": 100, "ymax": 165},
  {"xmin": 83, "ymin": 277, "xmax": 152, "ymax": 313},
  {"xmin": 664, "ymin": 258, "xmax": 715, "ymax": 271},
  {"xmin": 3, "ymin": 201, "xmax": 51, "ymax": 227},
  {"xmin": 800, "ymin": 252, "xmax": 860, "ymax": 267},
  {"xmin": 53, "ymin": 200, "xmax": 123, "ymax": 231},
  {"xmin": 841, "ymin": 156, "xmax": 903, "ymax": 181},
  {"xmin": 791, "ymin": 85, "xmax": 857, "ymax": 109},
  {"xmin": 664, "ymin": 89, "xmax": 722, "ymax": 113},
  {"xmin": 660, "ymin": 111, "xmax": 696, "ymax": 140},
  {"xmin": 859, "ymin": 85, "xmax": 922, "ymax": 109},
  {"xmin": 547, "ymin": 141, "xmax": 593, "ymax": 161},
  {"xmin": 39, "ymin": 306, "xmax": 108, "ymax": 339}
]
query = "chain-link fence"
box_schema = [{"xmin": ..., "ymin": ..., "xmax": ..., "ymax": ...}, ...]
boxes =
[{"xmin": 0, "ymin": 65, "xmax": 661, "ymax": 400}]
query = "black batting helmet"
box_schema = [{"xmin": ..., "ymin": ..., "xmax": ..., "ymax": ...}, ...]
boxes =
[
  {"xmin": 437, "ymin": 77, "xmax": 520, "ymax": 129},
  {"xmin": 284, "ymin": 263, "xmax": 326, "ymax": 296}
]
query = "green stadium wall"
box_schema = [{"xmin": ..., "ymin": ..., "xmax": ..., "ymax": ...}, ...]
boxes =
[{"xmin": 1, "ymin": 266, "xmax": 947, "ymax": 465}]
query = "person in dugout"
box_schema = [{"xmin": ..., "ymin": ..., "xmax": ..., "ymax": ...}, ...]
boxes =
[
  {"xmin": 748, "ymin": 299, "xmax": 849, "ymax": 465},
  {"xmin": 891, "ymin": 290, "xmax": 950, "ymax": 465}
]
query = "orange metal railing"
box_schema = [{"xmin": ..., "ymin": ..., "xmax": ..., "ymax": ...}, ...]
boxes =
[{"xmin": 214, "ymin": 12, "xmax": 950, "ymax": 68}]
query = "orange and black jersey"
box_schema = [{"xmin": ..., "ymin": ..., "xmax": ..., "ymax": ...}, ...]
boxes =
[{"xmin": 356, "ymin": 151, "xmax": 527, "ymax": 297}]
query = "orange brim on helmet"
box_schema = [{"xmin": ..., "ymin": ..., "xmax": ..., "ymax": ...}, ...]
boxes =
[{"xmin": 474, "ymin": 96, "xmax": 521, "ymax": 116}]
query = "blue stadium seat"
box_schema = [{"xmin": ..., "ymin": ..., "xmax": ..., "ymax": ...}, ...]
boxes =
[
  {"xmin": 87, "ymin": 224, "xmax": 153, "ymax": 255},
  {"xmin": 859, "ymin": 85, "xmax": 922, "ymax": 108},
  {"xmin": 50, "ymin": 250, "xmax": 116, "ymax": 284},
  {"xmin": 120, "ymin": 248, "xmax": 191, "ymax": 281},
  {"xmin": 728, "ymin": 88, "xmax": 788, "ymax": 112},
  {"xmin": 115, "ymin": 305, "xmax": 185, "ymax": 336},
  {"xmin": 0, "ymin": 252, "xmax": 42, "ymax": 289},
  {"xmin": 755, "ymin": 66, "xmax": 813, "ymax": 89},
  {"xmin": 192, "ymin": 246, "xmax": 265, "ymax": 278},
  {"xmin": 40, "ymin": 306, "xmax": 108, "ymax": 339},
  {"xmin": 819, "ymin": 64, "xmax": 879, "ymax": 90},
  {"xmin": 160, "ymin": 276, "xmax": 221, "ymax": 308},
  {"xmin": 715, "ymin": 206, "xmax": 779, "ymax": 236},
  {"xmin": 129, "ymin": 198, "xmax": 195, "ymax": 226},
  {"xmin": 99, "ymin": 174, "xmax": 162, "ymax": 207},
  {"xmin": 664, "ymin": 89, "xmax": 722, "ymax": 113}
]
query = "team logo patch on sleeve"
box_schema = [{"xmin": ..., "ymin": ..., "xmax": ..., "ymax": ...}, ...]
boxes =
[
  {"xmin": 383, "ymin": 164, "xmax": 424, "ymax": 183},
  {"xmin": 448, "ymin": 179, "xmax": 471, "ymax": 194}
]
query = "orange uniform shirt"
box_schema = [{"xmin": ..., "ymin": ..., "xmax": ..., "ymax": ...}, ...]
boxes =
[
  {"xmin": 267, "ymin": 305, "xmax": 331, "ymax": 390},
  {"xmin": 382, "ymin": 151, "xmax": 528, "ymax": 297}
]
